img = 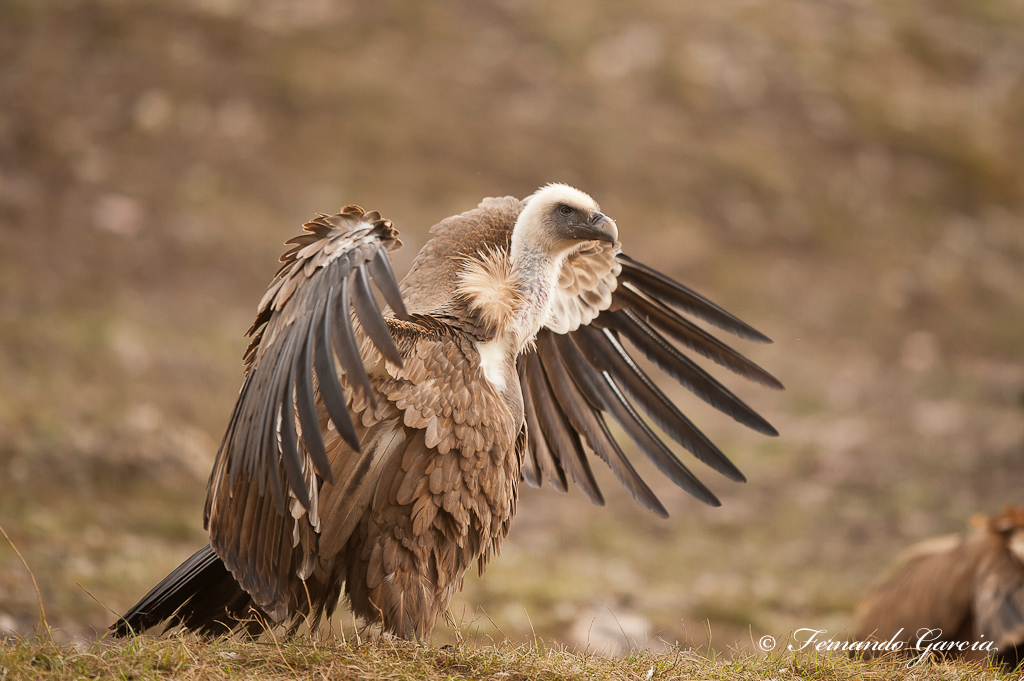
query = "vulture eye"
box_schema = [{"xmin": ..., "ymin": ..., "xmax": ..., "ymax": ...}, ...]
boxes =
[{"xmin": 559, "ymin": 205, "xmax": 573, "ymax": 216}]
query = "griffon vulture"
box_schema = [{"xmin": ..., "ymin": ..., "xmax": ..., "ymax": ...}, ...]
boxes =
[
  {"xmin": 854, "ymin": 507, "xmax": 1024, "ymax": 668},
  {"xmin": 111, "ymin": 184, "xmax": 781, "ymax": 640}
]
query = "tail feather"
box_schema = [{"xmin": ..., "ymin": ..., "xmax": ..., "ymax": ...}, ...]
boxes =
[{"xmin": 111, "ymin": 544, "xmax": 264, "ymax": 637}]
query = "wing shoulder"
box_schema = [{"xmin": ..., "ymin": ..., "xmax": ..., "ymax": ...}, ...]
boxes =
[{"xmin": 399, "ymin": 196, "xmax": 522, "ymax": 316}]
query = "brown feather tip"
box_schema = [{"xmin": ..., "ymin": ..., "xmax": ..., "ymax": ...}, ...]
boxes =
[{"xmin": 297, "ymin": 206, "xmax": 402, "ymax": 251}]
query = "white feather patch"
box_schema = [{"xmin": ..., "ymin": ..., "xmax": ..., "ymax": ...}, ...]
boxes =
[
  {"xmin": 545, "ymin": 240, "xmax": 622, "ymax": 334},
  {"xmin": 475, "ymin": 338, "xmax": 509, "ymax": 391}
]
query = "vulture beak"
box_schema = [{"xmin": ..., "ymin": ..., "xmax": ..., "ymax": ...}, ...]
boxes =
[{"xmin": 578, "ymin": 210, "xmax": 617, "ymax": 245}]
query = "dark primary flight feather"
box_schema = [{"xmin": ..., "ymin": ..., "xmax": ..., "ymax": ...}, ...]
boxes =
[
  {"xmin": 111, "ymin": 544, "xmax": 264, "ymax": 638},
  {"xmin": 112, "ymin": 187, "xmax": 780, "ymax": 640},
  {"xmin": 516, "ymin": 247, "xmax": 782, "ymax": 514}
]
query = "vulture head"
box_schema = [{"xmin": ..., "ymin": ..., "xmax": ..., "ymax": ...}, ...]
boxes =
[
  {"xmin": 460, "ymin": 183, "xmax": 620, "ymax": 345},
  {"xmin": 511, "ymin": 183, "xmax": 618, "ymax": 262}
]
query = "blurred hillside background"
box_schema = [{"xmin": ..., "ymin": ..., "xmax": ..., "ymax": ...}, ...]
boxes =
[{"xmin": 2, "ymin": 0, "xmax": 1023, "ymax": 654}]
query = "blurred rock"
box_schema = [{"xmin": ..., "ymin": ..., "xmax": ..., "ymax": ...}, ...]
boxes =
[
  {"xmin": 73, "ymin": 147, "xmax": 111, "ymax": 184},
  {"xmin": 178, "ymin": 99, "xmax": 213, "ymax": 138},
  {"xmin": 878, "ymin": 267, "xmax": 915, "ymax": 310},
  {"xmin": 216, "ymin": 98, "xmax": 265, "ymax": 148},
  {"xmin": 569, "ymin": 603, "xmax": 652, "ymax": 656},
  {"xmin": 93, "ymin": 194, "xmax": 144, "ymax": 237},
  {"xmin": 684, "ymin": 38, "xmax": 768, "ymax": 107},
  {"xmin": 53, "ymin": 117, "xmax": 90, "ymax": 154},
  {"xmin": 0, "ymin": 171, "xmax": 42, "ymax": 210},
  {"xmin": 586, "ymin": 25, "xmax": 663, "ymax": 80},
  {"xmin": 133, "ymin": 90, "xmax": 173, "ymax": 134},
  {"xmin": 960, "ymin": 359, "xmax": 1024, "ymax": 405},
  {"xmin": 0, "ymin": 612, "xmax": 16, "ymax": 635},
  {"xmin": 817, "ymin": 418, "xmax": 870, "ymax": 472},
  {"xmin": 912, "ymin": 400, "xmax": 965, "ymax": 437},
  {"xmin": 191, "ymin": 0, "xmax": 243, "ymax": 18},
  {"xmin": 721, "ymin": 185, "xmax": 767, "ymax": 244},
  {"xmin": 900, "ymin": 330, "xmax": 939, "ymax": 372},
  {"xmin": 126, "ymin": 403, "xmax": 163, "ymax": 434},
  {"xmin": 168, "ymin": 30, "xmax": 206, "ymax": 68},
  {"xmin": 251, "ymin": 0, "xmax": 347, "ymax": 34},
  {"xmin": 170, "ymin": 425, "xmax": 217, "ymax": 480},
  {"xmin": 115, "ymin": 401, "xmax": 216, "ymax": 480},
  {"xmin": 108, "ymin": 324, "xmax": 151, "ymax": 372}
]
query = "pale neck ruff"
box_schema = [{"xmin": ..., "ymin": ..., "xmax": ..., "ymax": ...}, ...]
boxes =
[
  {"xmin": 507, "ymin": 243, "xmax": 566, "ymax": 351},
  {"xmin": 473, "ymin": 244, "xmax": 565, "ymax": 393}
]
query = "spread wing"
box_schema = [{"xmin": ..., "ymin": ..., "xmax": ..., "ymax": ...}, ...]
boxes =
[
  {"xmin": 519, "ymin": 243, "xmax": 783, "ymax": 517},
  {"xmin": 203, "ymin": 205, "xmax": 411, "ymax": 616}
]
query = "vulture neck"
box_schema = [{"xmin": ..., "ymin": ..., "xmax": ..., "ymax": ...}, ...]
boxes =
[
  {"xmin": 506, "ymin": 236, "xmax": 567, "ymax": 348},
  {"xmin": 461, "ymin": 218, "xmax": 570, "ymax": 392}
]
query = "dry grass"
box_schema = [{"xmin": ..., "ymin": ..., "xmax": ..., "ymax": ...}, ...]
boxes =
[{"xmin": 0, "ymin": 634, "xmax": 1015, "ymax": 681}]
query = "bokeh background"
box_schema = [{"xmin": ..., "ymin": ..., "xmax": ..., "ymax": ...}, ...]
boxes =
[{"xmin": 2, "ymin": 0, "xmax": 1023, "ymax": 654}]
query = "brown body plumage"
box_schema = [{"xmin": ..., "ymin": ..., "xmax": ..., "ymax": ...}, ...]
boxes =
[
  {"xmin": 113, "ymin": 185, "xmax": 781, "ymax": 640},
  {"xmin": 854, "ymin": 507, "xmax": 1024, "ymax": 668}
]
